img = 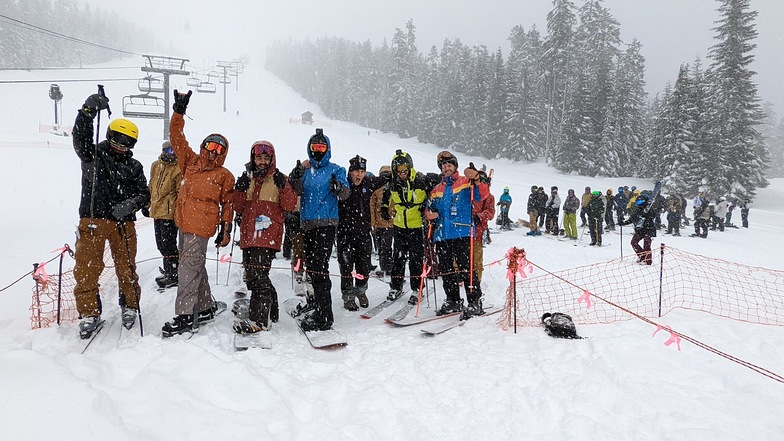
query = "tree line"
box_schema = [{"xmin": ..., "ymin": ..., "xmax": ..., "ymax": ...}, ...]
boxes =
[{"xmin": 266, "ymin": 0, "xmax": 777, "ymax": 201}]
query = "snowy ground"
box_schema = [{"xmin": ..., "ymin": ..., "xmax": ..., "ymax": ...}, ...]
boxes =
[{"xmin": 0, "ymin": 61, "xmax": 782, "ymax": 440}]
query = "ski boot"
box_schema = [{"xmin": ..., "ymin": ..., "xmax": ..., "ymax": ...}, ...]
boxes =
[
  {"xmin": 387, "ymin": 289, "xmax": 403, "ymax": 301},
  {"xmin": 355, "ymin": 287, "xmax": 369, "ymax": 308},
  {"xmin": 161, "ymin": 314, "xmax": 194, "ymax": 338},
  {"xmin": 79, "ymin": 316, "xmax": 103, "ymax": 339},
  {"xmin": 462, "ymin": 299, "xmax": 484, "ymax": 320},
  {"xmin": 121, "ymin": 306, "xmax": 138, "ymax": 330},
  {"xmin": 436, "ymin": 298, "xmax": 464, "ymax": 316},
  {"xmin": 155, "ymin": 273, "xmax": 178, "ymax": 289},
  {"xmin": 407, "ymin": 294, "xmax": 419, "ymax": 306},
  {"xmin": 344, "ymin": 298, "xmax": 358, "ymax": 311}
]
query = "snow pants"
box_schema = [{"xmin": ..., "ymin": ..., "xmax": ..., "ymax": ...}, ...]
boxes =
[
  {"xmin": 242, "ymin": 247, "xmax": 279, "ymax": 323},
  {"xmin": 563, "ymin": 213, "xmax": 578, "ymax": 239},
  {"xmin": 175, "ymin": 232, "xmax": 213, "ymax": 316},
  {"xmin": 390, "ymin": 227, "xmax": 425, "ymax": 292},
  {"xmin": 304, "ymin": 225, "xmax": 337, "ymax": 325},
  {"xmin": 630, "ymin": 233, "xmax": 653, "ymax": 265},
  {"xmin": 435, "ymin": 237, "xmax": 481, "ymax": 304},
  {"xmin": 337, "ymin": 230, "xmax": 372, "ymax": 299},
  {"xmin": 375, "ymin": 227, "xmax": 394, "ymax": 274},
  {"xmin": 154, "ymin": 219, "xmax": 179, "ymax": 276},
  {"xmin": 73, "ymin": 218, "xmax": 141, "ymax": 318},
  {"xmin": 588, "ymin": 217, "xmax": 603, "ymax": 245}
]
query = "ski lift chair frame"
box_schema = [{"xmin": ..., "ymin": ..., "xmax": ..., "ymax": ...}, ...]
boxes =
[
  {"xmin": 122, "ymin": 94, "xmax": 165, "ymax": 119},
  {"xmin": 186, "ymin": 74, "xmax": 202, "ymax": 87},
  {"xmin": 137, "ymin": 75, "xmax": 164, "ymax": 94},
  {"xmin": 196, "ymin": 81, "xmax": 217, "ymax": 94}
]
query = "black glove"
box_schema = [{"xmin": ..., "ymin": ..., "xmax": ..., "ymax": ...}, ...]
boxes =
[
  {"xmin": 172, "ymin": 89, "xmax": 192, "ymax": 115},
  {"xmin": 111, "ymin": 200, "xmax": 135, "ymax": 220},
  {"xmin": 235, "ymin": 174, "xmax": 250, "ymax": 192},
  {"xmin": 141, "ymin": 207, "xmax": 150, "ymax": 218},
  {"xmin": 329, "ymin": 174, "xmax": 342, "ymax": 196},
  {"xmin": 289, "ymin": 160, "xmax": 304, "ymax": 181},
  {"xmin": 214, "ymin": 222, "xmax": 232, "ymax": 247},
  {"xmin": 473, "ymin": 215, "xmax": 481, "ymax": 225},
  {"xmin": 273, "ymin": 170, "xmax": 287, "ymax": 189},
  {"xmin": 234, "ymin": 212, "xmax": 242, "ymax": 226},
  {"xmin": 380, "ymin": 206, "xmax": 392, "ymax": 221},
  {"xmin": 81, "ymin": 93, "xmax": 109, "ymax": 117}
]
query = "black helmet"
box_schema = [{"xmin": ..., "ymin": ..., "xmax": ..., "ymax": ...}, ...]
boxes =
[
  {"xmin": 437, "ymin": 150, "xmax": 458, "ymax": 169},
  {"xmin": 391, "ymin": 149, "xmax": 414, "ymax": 172}
]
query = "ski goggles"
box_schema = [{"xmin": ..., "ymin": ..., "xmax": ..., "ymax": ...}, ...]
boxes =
[
  {"xmin": 163, "ymin": 146, "xmax": 174, "ymax": 156},
  {"xmin": 110, "ymin": 132, "xmax": 137, "ymax": 149},
  {"xmin": 253, "ymin": 143, "xmax": 273, "ymax": 156},
  {"xmin": 309, "ymin": 142, "xmax": 328, "ymax": 153},
  {"xmin": 203, "ymin": 141, "xmax": 225, "ymax": 155}
]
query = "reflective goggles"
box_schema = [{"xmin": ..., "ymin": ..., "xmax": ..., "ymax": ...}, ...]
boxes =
[
  {"xmin": 163, "ymin": 146, "xmax": 174, "ymax": 156},
  {"xmin": 253, "ymin": 143, "xmax": 273, "ymax": 156},
  {"xmin": 310, "ymin": 142, "xmax": 328, "ymax": 153},
  {"xmin": 110, "ymin": 132, "xmax": 137, "ymax": 149},
  {"xmin": 203, "ymin": 141, "xmax": 225, "ymax": 155}
]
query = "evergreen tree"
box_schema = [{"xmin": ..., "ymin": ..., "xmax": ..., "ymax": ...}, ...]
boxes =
[{"xmin": 504, "ymin": 26, "xmax": 544, "ymax": 162}]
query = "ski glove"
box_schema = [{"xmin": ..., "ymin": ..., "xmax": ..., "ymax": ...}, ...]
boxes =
[
  {"xmin": 473, "ymin": 215, "xmax": 482, "ymax": 225},
  {"xmin": 141, "ymin": 207, "xmax": 150, "ymax": 218},
  {"xmin": 172, "ymin": 89, "xmax": 192, "ymax": 115},
  {"xmin": 380, "ymin": 206, "xmax": 392, "ymax": 221},
  {"xmin": 81, "ymin": 93, "xmax": 109, "ymax": 117},
  {"xmin": 111, "ymin": 200, "xmax": 136, "ymax": 220},
  {"xmin": 214, "ymin": 222, "xmax": 232, "ymax": 248},
  {"xmin": 234, "ymin": 212, "xmax": 242, "ymax": 227},
  {"xmin": 329, "ymin": 174, "xmax": 342, "ymax": 196},
  {"xmin": 273, "ymin": 170, "xmax": 287, "ymax": 189},
  {"xmin": 235, "ymin": 174, "xmax": 250, "ymax": 192},
  {"xmin": 289, "ymin": 160, "xmax": 305, "ymax": 182}
]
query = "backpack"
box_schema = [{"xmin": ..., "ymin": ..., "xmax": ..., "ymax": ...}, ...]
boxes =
[{"xmin": 541, "ymin": 312, "xmax": 582, "ymax": 339}]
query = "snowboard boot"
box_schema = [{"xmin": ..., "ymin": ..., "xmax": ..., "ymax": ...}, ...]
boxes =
[
  {"xmin": 196, "ymin": 301, "xmax": 226, "ymax": 324},
  {"xmin": 121, "ymin": 306, "xmax": 138, "ymax": 330},
  {"xmin": 161, "ymin": 314, "xmax": 194, "ymax": 338},
  {"xmin": 232, "ymin": 298, "xmax": 250, "ymax": 319},
  {"xmin": 79, "ymin": 316, "xmax": 102, "ymax": 339},
  {"xmin": 155, "ymin": 273, "xmax": 178, "ymax": 289},
  {"xmin": 300, "ymin": 312, "xmax": 332, "ymax": 332},
  {"xmin": 387, "ymin": 289, "xmax": 403, "ymax": 301},
  {"xmin": 436, "ymin": 298, "xmax": 464, "ymax": 316},
  {"xmin": 356, "ymin": 287, "xmax": 369, "ymax": 308}
]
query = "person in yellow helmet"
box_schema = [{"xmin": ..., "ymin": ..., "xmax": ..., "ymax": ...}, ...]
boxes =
[{"xmin": 72, "ymin": 92, "xmax": 150, "ymax": 339}]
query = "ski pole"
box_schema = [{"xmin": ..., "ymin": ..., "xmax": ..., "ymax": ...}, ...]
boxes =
[
  {"xmin": 468, "ymin": 182, "xmax": 475, "ymax": 301},
  {"xmin": 415, "ymin": 223, "xmax": 434, "ymax": 317},
  {"xmin": 33, "ymin": 263, "xmax": 42, "ymax": 329},
  {"xmin": 576, "ymin": 222, "xmax": 587, "ymax": 246},
  {"xmin": 225, "ymin": 224, "xmax": 237, "ymax": 286}
]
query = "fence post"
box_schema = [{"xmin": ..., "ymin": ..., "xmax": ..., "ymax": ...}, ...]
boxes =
[{"xmin": 658, "ymin": 243, "xmax": 665, "ymax": 317}]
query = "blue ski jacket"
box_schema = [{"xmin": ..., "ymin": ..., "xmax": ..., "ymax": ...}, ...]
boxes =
[
  {"xmin": 428, "ymin": 171, "xmax": 481, "ymax": 242},
  {"xmin": 290, "ymin": 135, "xmax": 349, "ymax": 230}
]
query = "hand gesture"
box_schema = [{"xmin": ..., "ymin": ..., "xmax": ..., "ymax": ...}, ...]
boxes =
[{"xmin": 173, "ymin": 89, "xmax": 192, "ymax": 115}]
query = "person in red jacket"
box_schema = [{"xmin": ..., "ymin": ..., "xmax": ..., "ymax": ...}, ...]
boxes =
[
  {"xmin": 471, "ymin": 170, "xmax": 495, "ymax": 283},
  {"xmin": 162, "ymin": 90, "xmax": 235, "ymax": 337},
  {"xmin": 232, "ymin": 140, "xmax": 297, "ymax": 332}
]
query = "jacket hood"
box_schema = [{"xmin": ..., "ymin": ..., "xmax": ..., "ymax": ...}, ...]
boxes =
[
  {"xmin": 307, "ymin": 132, "xmax": 332, "ymax": 168},
  {"xmin": 199, "ymin": 133, "xmax": 229, "ymax": 168},
  {"xmin": 247, "ymin": 140, "xmax": 277, "ymax": 179}
]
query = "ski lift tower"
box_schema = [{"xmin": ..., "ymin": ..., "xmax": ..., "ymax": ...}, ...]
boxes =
[
  {"xmin": 215, "ymin": 61, "xmax": 236, "ymax": 113},
  {"xmin": 136, "ymin": 55, "xmax": 189, "ymax": 139}
]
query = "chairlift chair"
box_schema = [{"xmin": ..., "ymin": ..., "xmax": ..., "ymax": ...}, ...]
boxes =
[
  {"xmin": 137, "ymin": 75, "xmax": 164, "ymax": 93},
  {"xmin": 122, "ymin": 94, "xmax": 165, "ymax": 119},
  {"xmin": 196, "ymin": 81, "xmax": 216, "ymax": 94},
  {"xmin": 186, "ymin": 74, "xmax": 201, "ymax": 87},
  {"xmin": 219, "ymin": 75, "xmax": 232, "ymax": 84}
]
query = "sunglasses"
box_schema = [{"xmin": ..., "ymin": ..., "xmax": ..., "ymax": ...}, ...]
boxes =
[
  {"xmin": 310, "ymin": 143, "xmax": 328, "ymax": 153},
  {"xmin": 253, "ymin": 143, "xmax": 273, "ymax": 156},
  {"xmin": 396, "ymin": 165, "xmax": 410, "ymax": 174},
  {"xmin": 203, "ymin": 141, "xmax": 225, "ymax": 155}
]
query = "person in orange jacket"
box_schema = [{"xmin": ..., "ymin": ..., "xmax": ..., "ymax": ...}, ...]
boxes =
[{"xmin": 162, "ymin": 90, "xmax": 235, "ymax": 337}]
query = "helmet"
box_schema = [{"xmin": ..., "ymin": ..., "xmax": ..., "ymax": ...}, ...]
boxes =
[
  {"xmin": 636, "ymin": 194, "xmax": 649, "ymax": 206},
  {"xmin": 106, "ymin": 118, "xmax": 138, "ymax": 151},
  {"xmin": 531, "ymin": 185, "xmax": 538, "ymax": 193},
  {"xmin": 592, "ymin": 190, "xmax": 601, "ymax": 196},
  {"xmin": 391, "ymin": 149, "xmax": 414, "ymax": 173},
  {"xmin": 503, "ymin": 187, "xmax": 510, "ymax": 193},
  {"xmin": 201, "ymin": 133, "xmax": 229, "ymax": 155},
  {"xmin": 307, "ymin": 128, "xmax": 329, "ymax": 161},
  {"xmin": 437, "ymin": 150, "xmax": 458, "ymax": 169},
  {"xmin": 618, "ymin": 186, "xmax": 623, "ymax": 193}
]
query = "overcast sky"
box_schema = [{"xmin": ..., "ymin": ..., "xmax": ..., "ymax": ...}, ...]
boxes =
[{"xmin": 85, "ymin": 0, "xmax": 784, "ymax": 114}]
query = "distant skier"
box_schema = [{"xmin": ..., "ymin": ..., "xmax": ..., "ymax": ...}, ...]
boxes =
[
  {"xmin": 497, "ymin": 187, "xmax": 512, "ymax": 230},
  {"xmin": 619, "ymin": 192, "xmax": 657, "ymax": 265}
]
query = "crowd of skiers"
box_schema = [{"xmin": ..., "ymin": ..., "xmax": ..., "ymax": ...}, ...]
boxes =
[{"xmin": 70, "ymin": 89, "xmax": 500, "ymax": 339}]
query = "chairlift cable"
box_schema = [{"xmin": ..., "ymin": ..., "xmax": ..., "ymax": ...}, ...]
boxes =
[{"xmin": 0, "ymin": 78, "xmax": 138, "ymax": 84}]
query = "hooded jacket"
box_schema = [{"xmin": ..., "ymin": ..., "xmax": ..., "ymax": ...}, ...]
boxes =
[
  {"xmin": 148, "ymin": 154, "xmax": 180, "ymax": 220},
  {"xmin": 233, "ymin": 142, "xmax": 297, "ymax": 251},
  {"xmin": 382, "ymin": 167, "xmax": 438, "ymax": 230},
  {"xmin": 169, "ymin": 113, "xmax": 235, "ymax": 238},
  {"xmin": 72, "ymin": 110, "xmax": 150, "ymax": 222},
  {"xmin": 338, "ymin": 173, "xmax": 388, "ymax": 238},
  {"xmin": 472, "ymin": 182, "xmax": 495, "ymax": 241},
  {"xmin": 288, "ymin": 133, "xmax": 350, "ymax": 230}
]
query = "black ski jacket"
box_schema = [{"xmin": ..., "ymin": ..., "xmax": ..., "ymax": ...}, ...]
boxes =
[{"xmin": 72, "ymin": 111, "xmax": 150, "ymax": 221}]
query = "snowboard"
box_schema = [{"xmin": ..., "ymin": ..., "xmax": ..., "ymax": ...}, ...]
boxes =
[
  {"xmin": 161, "ymin": 300, "xmax": 227, "ymax": 339},
  {"xmin": 233, "ymin": 332, "xmax": 272, "ymax": 350},
  {"xmin": 360, "ymin": 290, "xmax": 406, "ymax": 319},
  {"xmin": 420, "ymin": 306, "xmax": 503, "ymax": 335},
  {"xmin": 281, "ymin": 298, "xmax": 347, "ymax": 349}
]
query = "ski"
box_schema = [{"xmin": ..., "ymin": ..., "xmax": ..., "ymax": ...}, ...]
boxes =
[
  {"xmin": 387, "ymin": 304, "xmax": 495, "ymax": 327},
  {"xmin": 234, "ymin": 332, "xmax": 272, "ymax": 350},
  {"xmin": 282, "ymin": 298, "xmax": 346, "ymax": 349},
  {"xmin": 79, "ymin": 319, "xmax": 107, "ymax": 354},
  {"xmin": 385, "ymin": 303, "xmax": 415, "ymax": 322},
  {"xmin": 361, "ymin": 290, "xmax": 405, "ymax": 319},
  {"xmin": 420, "ymin": 306, "xmax": 503, "ymax": 335}
]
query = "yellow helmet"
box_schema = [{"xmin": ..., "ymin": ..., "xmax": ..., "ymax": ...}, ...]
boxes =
[{"xmin": 106, "ymin": 118, "xmax": 139, "ymax": 149}]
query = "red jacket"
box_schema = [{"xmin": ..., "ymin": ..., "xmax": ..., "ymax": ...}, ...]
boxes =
[{"xmin": 472, "ymin": 183, "xmax": 495, "ymax": 240}]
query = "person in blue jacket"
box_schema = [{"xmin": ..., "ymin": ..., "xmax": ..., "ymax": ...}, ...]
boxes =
[
  {"xmin": 497, "ymin": 187, "xmax": 512, "ymax": 230},
  {"xmin": 425, "ymin": 151, "xmax": 483, "ymax": 317},
  {"xmin": 288, "ymin": 128, "xmax": 350, "ymax": 331}
]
